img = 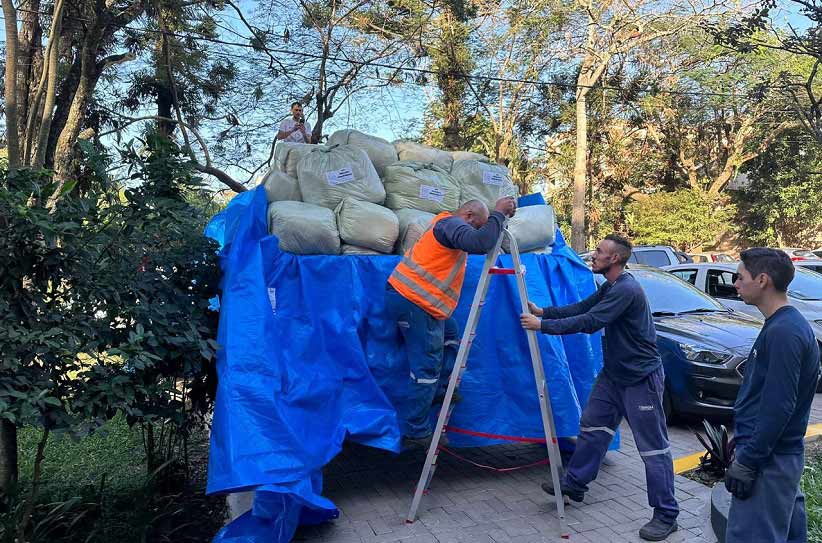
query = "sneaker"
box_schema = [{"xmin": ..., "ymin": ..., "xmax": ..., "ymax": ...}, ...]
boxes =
[
  {"xmin": 401, "ymin": 433, "xmax": 448, "ymax": 451},
  {"xmin": 432, "ymin": 390, "xmax": 463, "ymax": 406},
  {"xmin": 638, "ymin": 518, "xmax": 678, "ymax": 541},
  {"xmin": 540, "ymin": 478, "xmax": 584, "ymax": 503}
]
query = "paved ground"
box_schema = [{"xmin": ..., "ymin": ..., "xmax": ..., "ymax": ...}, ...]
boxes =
[{"xmin": 285, "ymin": 394, "xmax": 822, "ymax": 543}]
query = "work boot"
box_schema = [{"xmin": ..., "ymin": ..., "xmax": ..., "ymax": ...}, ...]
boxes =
[
  {"xmin": 638, "ymin": 518, "xmax": 678, "ymax": 541},
  {"xmin": 401, "ymin": 433, "xmax": 448, "ymax": 451},
  {"xmin": 540, "ymin": 478, "xmax": 584, "ymax": 503},
  {"xmin": 432, "ymin": 390, "xmax": 463, "ymax": 406}
]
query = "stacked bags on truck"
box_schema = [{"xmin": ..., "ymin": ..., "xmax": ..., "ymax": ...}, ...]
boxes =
[{"xmin": 260, "ymin": 129, "xmax": 555, "ymax": 255}]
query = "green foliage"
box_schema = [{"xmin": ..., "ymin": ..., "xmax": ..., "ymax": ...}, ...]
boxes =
[
  {"xmin": 625, "ymin": 189, "xmax": 734, "ymax": 251},
  {"xmin": 803, "ymin": 450, "xmax": 822, "ymax": 543},
  {"xmin": 2, "ymin": 417, "xmax": 223, "ymax": 543},
  {"xmin": 735, "ymin": 132, "xmax": 822, "ymax": 247},
  {"xmin": 0, "ymin": 133, "xmax": 220, "ymax": 538}
]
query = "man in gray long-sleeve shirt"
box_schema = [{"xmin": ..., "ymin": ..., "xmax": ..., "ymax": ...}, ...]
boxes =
[{"xmin": 520, "ymin": 234, "xmax": 679, "ymax": 542}]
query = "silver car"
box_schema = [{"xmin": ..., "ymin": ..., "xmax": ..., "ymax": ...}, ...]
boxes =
[{"xmin": 662, "ymin": 262, "xmax": 822, "ymax": 343}]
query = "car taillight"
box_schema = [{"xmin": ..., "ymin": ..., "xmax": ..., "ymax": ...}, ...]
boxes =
[{"xmin": 791, "ymin": 257, "xmax": 807, "ymax": 261}]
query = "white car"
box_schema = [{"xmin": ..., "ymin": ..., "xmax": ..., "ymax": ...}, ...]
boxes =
[
  {"xmin": 796, "ymin": 259, "xmax": 822, "ymax": 275},
  {"xmin": 662, "ymin": 262, "xmax": 822, "ymax": 343}
]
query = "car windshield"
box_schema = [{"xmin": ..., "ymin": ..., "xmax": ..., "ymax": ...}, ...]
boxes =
[
  {"xmin": 789, "ymin": 268, "xmax": 822, "ymax": 301},
  {"xmin": 631, "ymin": 268, "xmax": 728, "ymax": 314},
  {"xmin": 795, "ymin": 250, "xmax": 816, "ymax": 258}
]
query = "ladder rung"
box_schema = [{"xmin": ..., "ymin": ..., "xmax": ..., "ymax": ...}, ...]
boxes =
[{"xmin": 488, "ymin": 267, "xmax": 516, "ymax": 275}]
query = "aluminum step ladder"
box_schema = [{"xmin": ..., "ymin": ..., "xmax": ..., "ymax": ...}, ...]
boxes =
[{"xmin": 405, "ymin": 226, "xmax": 569, "ymax": 539}]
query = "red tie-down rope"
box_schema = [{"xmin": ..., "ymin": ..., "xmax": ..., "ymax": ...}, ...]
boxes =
[{"xmin": 433, "ymin": 426, "xmax": 556, "ymax": 473}]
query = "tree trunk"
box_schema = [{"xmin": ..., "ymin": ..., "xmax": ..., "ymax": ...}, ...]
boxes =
[
  {"xmin": 572, "ymin": 88, "xmax": 588, "ymax": 252},
  {"xmin": 17, "ymin": 0, "xmax": 43, "ymax": 148},
  {"xmin": 0, "ymin": 421, "xmax": 17, "ymax": 496},
  {"xmin": 53, "ymin": 21, "xmax": 104, "ymax": 185},
  {"xmin": 45, "ymin": 56, "xmax": 82, "ymax": 169},
  {"xmin": 2, "ymin": 0, "xmax": 22, "ymax": 171}
]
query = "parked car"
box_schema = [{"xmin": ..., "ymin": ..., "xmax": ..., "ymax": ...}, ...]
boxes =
[
  {"xmin": 778, "ymin": 248, "xmax": 818, "ymax": 261},
  {"xmin": 689, "ymin": 252, "xmax": 735, "ymax": 263},
  {"xmin": 814, "ymin": 249, "xmax": 822, "ymax": 258},
  {"xmin": 796, "ymin": 259, "xmax": 822, "ymax": 275},
  {"xmin": 595, "ymin": 265, "xmax": 763, "ymax": 418},
  {"xmin": 662, "ymin": 262, "xmax": 822, "ymax": 345},
  {"xmin": 627, "ymin": 245, "xmax": 692, "ymax": 267}
]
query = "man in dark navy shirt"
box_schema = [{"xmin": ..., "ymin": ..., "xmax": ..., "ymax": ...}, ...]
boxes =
[
  {"xmin": 520, "ymin": 234, "xmax": 679, "ymax": 541},
  {"xmin": 724, "ymin": 248, "xmax": 820, "ymax": 543}
]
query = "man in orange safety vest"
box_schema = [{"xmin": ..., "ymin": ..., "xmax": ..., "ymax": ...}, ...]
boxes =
[{"xmin": 385, "ymin": 197, "xmax": 517, "ymax": 448}]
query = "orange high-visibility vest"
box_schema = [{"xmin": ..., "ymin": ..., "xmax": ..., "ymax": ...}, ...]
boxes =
[{"xmin": 388, "ymin": 212, "xmax": 467, "ymax": 320}]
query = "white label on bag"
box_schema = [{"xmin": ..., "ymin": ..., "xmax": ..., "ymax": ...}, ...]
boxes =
[
  {"xmin": 267, "ymin": 287, "xmax": 277, "ymax": 314},
  {"xmin": 482, "ymin": 171, "xmax": 505, "ymax": 186},
  {"xmin": 326, "ymin": 166, "xmax": 355, "ymax": 186},
  {"xmin": 419, "ymin": 185, "xmax": 445, "ymax": 202}
]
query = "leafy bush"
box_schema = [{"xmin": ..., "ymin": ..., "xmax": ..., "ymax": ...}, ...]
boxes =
[{"xmin": 0, "ymin": 133, "xmax": 221, "ymax": 538}]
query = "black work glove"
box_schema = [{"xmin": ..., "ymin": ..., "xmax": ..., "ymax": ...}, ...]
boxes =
[{"xmin": 724, "ymin": 461, "xmax": 757, "ymax": 500}]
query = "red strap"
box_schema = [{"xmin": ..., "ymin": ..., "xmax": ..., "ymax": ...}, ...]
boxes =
[
  {"xmin": 436, "ymin": 446, "xmax": 550, "ymax": 472},
  {"xmin": 445, "ymin": 425, "xmax": 557, "ymax": 444}
]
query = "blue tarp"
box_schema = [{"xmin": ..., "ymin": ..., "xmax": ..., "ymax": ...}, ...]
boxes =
[{"xmin": 206, "ymin": 187, "xmax": 607, "ymax": 542}]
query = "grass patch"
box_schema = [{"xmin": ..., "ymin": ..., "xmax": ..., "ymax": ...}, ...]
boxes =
[
  {"xmin": 803, "ymin": 441, "xmax": 822, "ymax": 543},
  {"xmin": 18, "ymin": 415, "xmax": 146, "ymax": 498},
  {"xmin": 5, "ymin": 416, "xmax": 224, "ymax": 543}
]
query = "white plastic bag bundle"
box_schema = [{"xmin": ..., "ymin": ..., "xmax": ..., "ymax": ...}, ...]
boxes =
[
  {"xmin": 340, "ymin": 244, "xmax": 384, "ymax": 255},
  {"xmin": 451, "ymin": 159, "xmax": 519, "ymax": 208},
  {"xmin": 451, "ymin": 151, "xmax": 489, "ymax": 163},
  {"xmin": 382, "ymin": 161, "xmax": 460, "ymax": 214},
  {"xmin": 501, "ymin": 204, "xmax": 557, "ymax": 253},
  {"xmin": 274, "ymin": 142, "xmax": 325, "ymax": 179},
  {"xmin": 327, "ymin": 129, "xmax": 398, "ymax": 177},
  {"xmin": 335, "ymin": 198, "xmax": 399, "ymax": 254},
  {"xmin": 297, "ymin": 144, "xmax": 385, "ymax": 209},
  {"xmin": 261, "ymin": 168, "xmax": 301, "ymax": 202},
  {"xmin": 393, "ymin": 140, "xmax": 454, "ymax": 172},
  {"xmin": 267, "ymin": 201, "xmax": 340, "ymax": 255},
  {"xmin": 394, "ymin": 208, "xmax": 435, "ymax": 255}
]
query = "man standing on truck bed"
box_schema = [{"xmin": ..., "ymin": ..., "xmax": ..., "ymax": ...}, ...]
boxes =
[{"xmin": 386, "ymin": 197, "xmax": 516, "ymax": 450}]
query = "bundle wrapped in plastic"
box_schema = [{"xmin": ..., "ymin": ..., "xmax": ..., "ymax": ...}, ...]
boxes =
[
  {"xmin": 340, "ymin": 244, "xmax": 384, "ymax": 255},
  {"xmin": 267, "ymin": 201, "xmax": 340, "ymax": 255},
  {"xmin": 261, "ymin": 168, "xmax": 301, "ymax": 202},
  {"xmin": 501, "ymin": 204, "xmax": 557, "ymax": 253},
  {"xmin": 451, "ymin": 159, "xmax": 519, "ymax": 208},
  {"xmin": 394, "ymin": 208, "xmax": 435, "ymax": 255},
  {"xmin": 382, "ymin": 161, "xmax": 460, "ymax": 214},
  {"xmin": 451, "ymin": 151, "xmax": 489, "ymax": 163},
  {"xmin": 274, "ymin": 142, "xmax": 325, "ymax": 179},
  {"xmin": 327, "ymin": 129, "xmax": 398, "ymax": 177},
  {"xmin": 297, "ymin": 144, "xmax": 385, "ymax": 210},
  {"xmin": 335, "ymin": 198, "xmax": 399, "ymax": 254},
  {"xmin": 393, "ymin": 140, "xmax": 453, "ymax": 172}
]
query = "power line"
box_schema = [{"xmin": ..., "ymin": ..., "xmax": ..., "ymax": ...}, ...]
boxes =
[{"xmin": 1, "ymin": 6, "xmax": 767, "ymax": 100}]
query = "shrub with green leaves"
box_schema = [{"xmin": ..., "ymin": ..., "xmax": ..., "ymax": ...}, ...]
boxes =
[{"xmin": 0, "ymin": 134, "xmax": 221, "ymax": 538}]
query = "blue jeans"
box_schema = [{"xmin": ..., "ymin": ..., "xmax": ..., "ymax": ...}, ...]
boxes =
[
  {"xmin": 385, "ymin": 286, "xmax": 458, "ymax": 438},
  {"xmin": 727, "ymin": 451, "xmax": 806, "ymax": 543},
  {"xmin": 563, "ymin": 367, "xmax": 679, "ymax": 523}
]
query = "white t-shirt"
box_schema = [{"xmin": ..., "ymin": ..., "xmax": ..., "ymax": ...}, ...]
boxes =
[{"xmin": 279, "ymin": 117, "xmax": 312, "ymax": 143}]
